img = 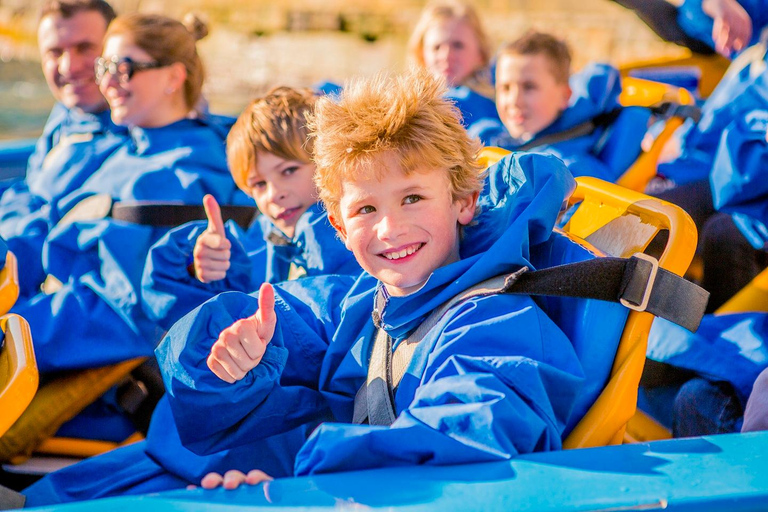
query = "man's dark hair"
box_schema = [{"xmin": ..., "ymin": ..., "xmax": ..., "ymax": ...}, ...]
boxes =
[{"xmin": 39, "ymin": 0, "xmax": 116, "ymax": 26}]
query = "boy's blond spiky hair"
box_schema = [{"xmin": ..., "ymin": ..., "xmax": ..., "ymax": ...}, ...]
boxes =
[
  {"xmin": 310, "ymin": 68, "xmax": 484, "ymax": 224},
  {"xmin": 227, "ymin": 86, "xmax": 316, "ymax": 193}
]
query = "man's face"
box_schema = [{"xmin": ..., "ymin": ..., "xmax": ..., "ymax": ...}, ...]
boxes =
[{"xmin": 38, "ymin": 10, "xmax": 108, "ymax": 112}]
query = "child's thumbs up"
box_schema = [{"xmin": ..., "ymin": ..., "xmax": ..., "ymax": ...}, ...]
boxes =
[
  {"xmin": 207, "ymin": 283, "xmax": 277, "ymax": 383},
  {"xmin": 194, "ymin": 194, "xmax": 232, "ymax": 283},
  {"xmin": 204, "ymin": 194, "xmax": 226, "ymax": 236}
]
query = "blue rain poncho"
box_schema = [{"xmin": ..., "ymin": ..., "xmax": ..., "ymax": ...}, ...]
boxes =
[
  {"xmin": 158, "ymin": 152, "xmax": 595, "ymax": 476},
  {"xmin": 0, "ymin": 104, "xmax": 128, "ymax": 298},
  {"xmin": 142, "ymin": 203, "xmax": 361, "ymax": 330},
  {"xmin": 710, "ymin": 109, "xmax": 768, "ymax": 249},
  {"xmin": 22, "ymin": 202, "xmax": 362, "ymax": 506},
  {"xmin": 657, "ymin": 43, "xmax": 768, "ymax": 186},
  {"xmin": 11, "ymin": 116, "xmax": 248, "ymax": 375},
  {"xmin": 474, "ymin": 63, "xmax": 648, "ymax": 182}
]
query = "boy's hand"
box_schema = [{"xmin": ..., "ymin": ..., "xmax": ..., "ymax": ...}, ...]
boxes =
[
  {"xmin": 193, "ymin": 194, "xmax": 232, "ymax": 283},
  {"xmin": 207, "ymin": 283, "xmax": 277, "ymax": 383},
  {"xmin": 199, "ymin": 469, "xmax": 273, "ymax": 490}
]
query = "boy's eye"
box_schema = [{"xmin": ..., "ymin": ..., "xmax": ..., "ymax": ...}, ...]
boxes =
[
  {"xmin": 358, "ymin": 205, "xmax": 376, "ymax": 214},
  {"xmin": 451, "ymin": 41, "xmax": 465, "ymax": 51},
  {"xmin": 252, "ymin": 181, "xmax": 267, "ymax": 190},
  {"xmin": 282, "ymin": 166, "xmax": 299, "ymax": 177},
  {"xmin": 403, "ymin": 194, "xmax": 422, "ymax": 205}
]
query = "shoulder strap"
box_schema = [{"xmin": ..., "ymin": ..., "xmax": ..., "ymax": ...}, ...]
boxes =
[
  {"xmin": 111, "ymin": 202, "xmax": 258, "ymax": 229},
  {"xmin": 351, "ymin": 254, "xmax": 708, "ymax": 427},
  {"xmin": 516, "ymin": 108, "xmax": 624, "ymax": 151},
  {"xmin": 352, "ymin": 274, "xmax": 515, "ymax": 426}
]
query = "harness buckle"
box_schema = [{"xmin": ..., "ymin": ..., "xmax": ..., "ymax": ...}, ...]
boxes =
[{"xmin": 620, "ymin": 252, "xmax": 659, "ymax": 312}]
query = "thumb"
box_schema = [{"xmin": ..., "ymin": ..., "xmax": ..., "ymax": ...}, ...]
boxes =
[
  {"xmin": 203, "ymin": 194, "xmax": 226, "ymax": 235},
  {"xmin": 254, "ymin": 283, "xmax": 276, "ymax": 340}
]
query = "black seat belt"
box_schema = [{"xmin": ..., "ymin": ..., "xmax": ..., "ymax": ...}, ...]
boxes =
[{"xmin": 352, "ymin": 254, "xmax": 709, "ymax": 426}]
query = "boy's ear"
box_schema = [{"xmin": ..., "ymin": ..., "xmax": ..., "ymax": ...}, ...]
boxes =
[
  {"xmin": 559, "ymin": 83, "xmax": 572, "ymax": 110},
  {"xmin": 328, "ymin": 214, "xmax": 347, "ymax": 242},
  {"xmin": 456, "ymin": 191, "xmax": 479, "ymax": 226}
]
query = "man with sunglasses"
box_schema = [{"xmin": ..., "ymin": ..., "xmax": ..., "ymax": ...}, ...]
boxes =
[{"xmin": 0, "ymin": 0, "xmax": 129, "ymax": 299}]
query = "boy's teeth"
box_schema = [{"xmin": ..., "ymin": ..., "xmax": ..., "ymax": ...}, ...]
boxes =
[{"xmin": 384, "ymin": 244, "xmax": 420, "ymax": 260}]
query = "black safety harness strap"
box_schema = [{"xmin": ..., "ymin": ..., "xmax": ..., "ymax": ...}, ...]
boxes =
[
  {"xmin": 352, "ymin": 254, "xmax": 709, "ymax": 426},
  {"xmin": 112, "ymin": 202, "xmax": 258, "ymax": 229}
]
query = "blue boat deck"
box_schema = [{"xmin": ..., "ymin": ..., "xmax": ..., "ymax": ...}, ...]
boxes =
[{"xmin": 23, "ymin": 431, "xmax": 768, "ymax": 511}]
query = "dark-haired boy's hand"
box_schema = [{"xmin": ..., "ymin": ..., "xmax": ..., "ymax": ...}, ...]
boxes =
[
  {"xmin": 207, "ymin": 283, "xmax": 277, "ymax": 382},
  {"xmin": 703, "ymin": 0, "xmax": 752, "ymax": 57},
  {"xmin": 193, "ymin": 194, "xmax": 232, "ymax": 282}
]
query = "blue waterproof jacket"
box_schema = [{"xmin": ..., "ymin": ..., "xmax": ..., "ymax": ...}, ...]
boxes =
[
  {"xmin": 710, "ymin": 109, "xmax": 768, "ymax": 248},
  {"xmin": 10, "ymin": 116, "xmax": 247, "ymax": 374},
  {"xmin": 475, "ymin": 63, "xmax": 648, "ymax": 182},
  {"xmin": 658, "ymin": 43, "xmax": 768, "ymax": 185},
  {"xmin": 678, "ymin": 0, "xmax": 768, "ymax": 57},
  {"xmin": 158, "ymin": 152, "xmax": 591, "ymax": 476},
  {"xmin": 142, "ymin": 203, "xmax": 361, "ymax": 330},
  {"xmin": 0, "ymin": 105, "xmax": 128, "ymax": 298},
  {"xmin": 22, "ymin": 201, "xmax": 362, "ymax": 505},
  {"xmin": 447, "ymin": 84, "xmax": 500, "ymax": 131}
]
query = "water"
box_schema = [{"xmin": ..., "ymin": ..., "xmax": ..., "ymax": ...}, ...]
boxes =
[{"xmin": 0, "ymin": 59, "xmax": 54, "ymax": 140}]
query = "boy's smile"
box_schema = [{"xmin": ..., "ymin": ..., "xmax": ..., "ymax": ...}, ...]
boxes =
[{"xmin": 334, "ymin": 152, "xmax": 476, "ymax": 297}]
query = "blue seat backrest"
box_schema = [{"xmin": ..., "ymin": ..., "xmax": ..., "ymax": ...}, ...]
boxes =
[
  {"xmin": 530, "ymin": 230, "xmax": 629, "ymax": 436},
  {"xmin": 595, "ymin": 106, "xmax": 651, "ymax": 178}
]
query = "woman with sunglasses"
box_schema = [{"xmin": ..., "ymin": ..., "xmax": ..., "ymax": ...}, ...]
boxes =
[{"xmin": 9, "ymin": 13, "xmax": 248, "ymax": 444}]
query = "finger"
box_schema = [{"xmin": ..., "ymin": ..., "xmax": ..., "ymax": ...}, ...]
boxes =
[
  {"xmin": 201, "ymin": 472, "xmax": 224, "ymax": 489},
  {"xmin": 223, "ymin": 470, "xmax": 248, "ymax": 490},
  {"xmin": 197, "ymin": 233, "xmax": 232, "ymax": 252},
  {"xmin": 232, "ymin": 317, "xmax": 266, "ymax": 361},
  {"xmin": 219, "ymin": 327, "xmax": 262, "ymax": 373},
  {"xmin": 245, "ymin": 469, "xmax": 274, "ymax": 485},
  {"xmin": 206, "ymin": 349, "xmax": 238, "ymax": 384},
  {"xmin": 186, "ymin": 484, "xmax": 197, "ymax": 490},
  {"xmin": 204, "ymin": 194, "xmax": 226, "ymax": 235},
  {"xmin": 255, "ymin": 283, "xmax": 277, "ymax": 341}
]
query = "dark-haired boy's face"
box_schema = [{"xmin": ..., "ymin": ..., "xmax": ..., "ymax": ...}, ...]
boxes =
[
  {"xmin": 495, "ymin": 53, "xmax": 571, "ymax": 140},
  {"xmin": 334, "ymin": 153, "xmax": 476, "ymax": 297},
  {"xmin": 38, "ymin": 10, "xmax": 108, "ymax": 112}
]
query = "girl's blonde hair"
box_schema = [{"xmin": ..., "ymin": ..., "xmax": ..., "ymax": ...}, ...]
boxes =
[{"xmin": 407, "ymin": 0, "xmax": 492, "ymax": 74}]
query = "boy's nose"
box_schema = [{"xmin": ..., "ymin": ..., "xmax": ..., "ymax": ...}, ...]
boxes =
[
  {"xmin": 376, "ymin": 213, "xmax": 407, "ymax": 240},
  {"xmin": 267, "ymin": 184, "xmax": 287, "ymax": 203}
]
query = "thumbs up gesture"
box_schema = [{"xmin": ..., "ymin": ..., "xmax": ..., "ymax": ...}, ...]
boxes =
[
  {"xmin": 193, "ymin": 194, "xmax": 232, "ymax": 283},
  {"xmin": 207, "ymin": 283, "xmax": 277, "ymax": 383}
]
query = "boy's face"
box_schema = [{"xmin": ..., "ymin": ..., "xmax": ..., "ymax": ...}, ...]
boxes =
[
  {"xmin": 246, "ymin": 151, "xmax": 318, "ymax": 238},
  {"xmin": 495, "ymin": 53, "xmax": 571, "ymax": 140},
  {"xmin": 422, "ymin": 18, "xmax": 484, "ymax": 87},
  {"xmin": 333, "ymin": 152, "xmax": 476, "ymax": 297}
]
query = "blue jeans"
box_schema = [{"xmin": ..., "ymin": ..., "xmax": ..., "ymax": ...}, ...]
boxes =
[{"xmin": 673, "ymin": 378, "xmax": 743, "ymax": 437}]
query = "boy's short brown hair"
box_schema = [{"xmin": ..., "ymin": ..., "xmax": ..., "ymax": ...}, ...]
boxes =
[
  {"xmin": 227, "ymin": 86, "xmax": 317, "ymax": 193},
  {"xmin": 310, "ymin": 68, "xmax": 484, "ymax": 223},
  {"xmin": 498, "ymin": 30, "xmax": 571, "ymax": 85}
]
